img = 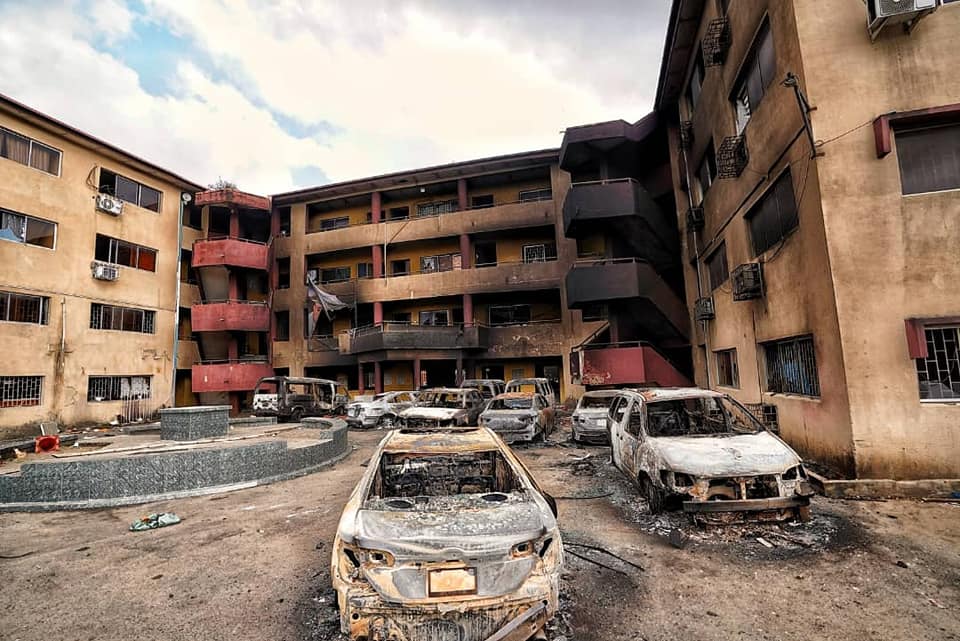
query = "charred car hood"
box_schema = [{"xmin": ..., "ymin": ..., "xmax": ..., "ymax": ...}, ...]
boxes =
[
  {"xmin": 652, "ymin": 432, "xmax": 801, "ymax": 477},
  {"xmin": 400, "ymin": 407, "xmax": 462, "ymax": 420}
]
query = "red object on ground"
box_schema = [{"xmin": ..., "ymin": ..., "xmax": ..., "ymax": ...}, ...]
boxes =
[{"xmin": 34, "ymin": 435, "xmax": 60, "ymax": 453}]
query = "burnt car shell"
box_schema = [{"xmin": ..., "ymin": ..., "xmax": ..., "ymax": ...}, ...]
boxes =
[
  {"xmin": 571, "ymin": 390, "xmax": 619, "ymax": 444},
  {"xmin": 479, "ymin": 392, "xmax": 551, "ymax": 443},
  {"xmin": 332, "ymin": 428, "xmax": 563, "ymax": 641}
]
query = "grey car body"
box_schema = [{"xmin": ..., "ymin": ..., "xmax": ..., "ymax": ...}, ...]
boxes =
[
  {"xmin": 479, "ymin": 392, "xmax": 556, "ymax": 443},
  {"xmin": 571, "ymin": 390, "xmax": 619, "ymax": 444},
  {"xmin": 461, "ymin": 378, "xmax": 506, "ymax": 400},
  {"xmin": 397, "ymin": 388, "xmax": 486, "ymax": 428},
  {"xmin": 505, "ymin": 377, "xmax": 557, "ymax": 407},
  {"xmin": 345, "ymin": 391, "xmax": 418, "ymax": 429}
]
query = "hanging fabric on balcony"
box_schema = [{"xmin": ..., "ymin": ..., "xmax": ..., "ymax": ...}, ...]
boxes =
[{"xmin": 306, "ymin": 272, "xmax": 350, "ymax": 320}]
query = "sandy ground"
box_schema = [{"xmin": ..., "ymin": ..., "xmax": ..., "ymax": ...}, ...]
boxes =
[{"xmin": 1, "ymin": 425, "xmax": 958, "ymax": 641}]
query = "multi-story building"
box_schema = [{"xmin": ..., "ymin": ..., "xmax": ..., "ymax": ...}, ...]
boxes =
[
  {"xmin": 0, "ymin": 94, "xmax": 201, "ymax": 435},
  {"xmin": 657, "ymin": 0, "xmax": 960, "ymax": 478},
  {"xmin": 268, "ymin": 150, "xmax": 602, "ymax": 399}
]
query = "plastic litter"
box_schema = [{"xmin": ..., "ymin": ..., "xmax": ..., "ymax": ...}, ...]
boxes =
[{"xmin": 130, "ymin": 513, "xmax": 182, "ymax": 532}]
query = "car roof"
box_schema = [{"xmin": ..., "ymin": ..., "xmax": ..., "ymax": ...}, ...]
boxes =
[
  {"xmin": 463, "ymin": 379, "xmax": 505, "ymax": 385},
  {"xmin": 507, "ymin": 378, "xmax": 549, "ymax": 385},
  {"xmin": 580, "ymin": 390, "xmax": 621, "ymax": 398},
  {"xmin": 420, "ymin": 387, "xmax": 472, "ymax": 394},
  {"xmin": 383, "ymin": 427, "xmax": 501, "ymax": 454},
  {"xmin": 622, "ymin": 387, "xmax": 725, "ymax": 402},
  {"xmin": 256, "ymin": 376, "xmax": 340, "ymax": 385},
  {"xmin": 493, "ymin": 392, "xmax": 536, "ymax": 400}
]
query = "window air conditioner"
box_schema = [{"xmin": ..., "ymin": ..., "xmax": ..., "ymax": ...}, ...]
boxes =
[
  {"xmin": 91, "ymin": 260, "xmax": 120, "ymax": 281},
  {"xmin": 96, "ymin": 193, "xmax": 124, "ymax": 216},
  {"xmin": 732, "ymin": 263, "xmax": 763, "ymax": 301},
  {"xmin": 867, "ymin": 0, "xmax": 937, "ymax": 41},
  {"xmin": 694, "ymin": 296, "xmax": 715, "ymax": 321}
]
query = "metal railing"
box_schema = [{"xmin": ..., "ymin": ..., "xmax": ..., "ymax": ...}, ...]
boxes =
[
  {"xmin": 571, "ymin": 256, "xmax": 649, "ymax": 268},
  {"xmin": 568, "ymin": 177, "xmax": 640, "ymax": 188}
]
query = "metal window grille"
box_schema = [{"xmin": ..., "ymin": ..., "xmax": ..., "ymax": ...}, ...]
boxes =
[
  {"xmin": 763, "ymin": 336, "xmax": 820, "ymax": 397},
  {"xmin": 416, "ymin": 200, "xmax": 458, "ymax": 217},
  {"xmin": 88, "ymin": 375, "xmax": 152, "ymax": 402},
  {"xmin": 90, "ymin": 303, "xmax": 155, "ymax": 333},
  {"xmin": 0, "ymin": 291, "xmax": 48, "ymax": 324},
  {"xmin": 702, "ymin": 16, "xmax": 731, "ymax": 66},
  {"xmin": 0, "ymin": 375, "xmax": 43, "ymax": 407},
  {"xmin": 523, "ymin": 244, "xmax": 547, "ymax": 263},
  {"xmin": 916, "ymin": 326, "xmax": 960, "ymax": 400},
  {"xmin": 519, "ymin": 188, "xmax": 552, "ymax": 202}
]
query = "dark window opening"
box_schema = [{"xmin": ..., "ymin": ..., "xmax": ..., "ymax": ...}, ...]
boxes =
[
  {"xmin": 390, "ymin": 259, "xmax": 411, "ymax": 276},
  {"xmin": 420, "ymin": 253, "xmax": 461, "ymax": 273},
  {"xmin": 391, "ymin": 312, "xmax": 412, "ymax": 323},
  {"xmin": 388, "ymin": 206, "xmax": 409, "ymax": 220},
  {"xmin": 489, "ymin": 304, "xmax": 531, "ymax": 326},
  {"xmin": 277, "ymin": 257, "xmax": 291, "ymax": 289},
  {"xmin": 357, "ymin": 262, "xmax": 374, "ymax": 279},
  {"xmin": 471, "ymin": 194, "xmax": 494, "ymax": 208},
  {"xmin": 716, "ymin": 348, "xmax": 739, "ymax": 387},
  {"xmin": 0, "ymin": 126, "xmax": 61, "ymax": 175},
  {"xmin": 687, "ymin": 47, "xmax": 705, "ymax": 112},
  {"xmin": 519, "ymin": 187, "xmax": 552, "ymax": 202},
  {"xmin": 98, "ymin": 168, "xmax": 162, "ymax": 212},
  {"xmin": 182, "ymin": 205, "xmax": 202, "ymax": 229},
  {"xmin": 895, "ymin": 123, "xmax": 960, "ymax": 195},
  {"xmin": 697, "ymin": 141, "xmax": 717, "ymax": 202},
  {"xmin": 582, "ymin": 303, "xmax": 607, "ymax": 322},
  {"xmin": 763, "ymin": 335, "xmax": 819, "ymax": 397},
  {"xmin": 0, "ymin": 291, "xmax": 49, "ymax": 324},
  {"xmin": 0, "ymin": 208, "xmax": 56, "ymax": 249},
  {"xmin": 88, "ymin": 375, "xmax": 152, "ymax": 402},
  {"xmin": 706, "ymin": 241, "xmax": 729, "ymax": 290},
  {"xmin": 320, "ymin": 216, "xmax": 350, "ymax": 231},
  {"xmin": 275, "ymin": 311, "xmax": 290, "ymax": 341},
  {"xmin": 475, "ymin": 241, "xmax": 498, "ymax": 267},
  {"xmin": 319, "ymin": 266, "xmax": 351, "ymax": 283},
  {"xmin": 277, "ymin": 206, "xmax": 291, "ymax": 235},
  {"xmin": 416, "ymin": 200, "xmax": 458, "ymax": 217},
  {"xmin": 746, "ymin": 170, "xmax": 798, "ymax": 255},
  {"xmin": 0, "ymin": 376, "xmax": 43, "ymax": 407},
  {"xmin": 94, "ymin": 234, "xmax": 158, "ymax": 272},
  {"xmin": 208, "ymin": 207, "xmax": 230, "ymax": 236},
  {"xmin": 419, "ymin": 310, "xmax": 449, "ymax": 326}
]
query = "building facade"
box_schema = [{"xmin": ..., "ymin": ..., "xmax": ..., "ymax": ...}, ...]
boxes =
[
  {"xmin": 0, "ymin": 95, "xmax": 200, "ymax": 436},
  {"xmin": 658, "ymin": 0, "xmax": 960, "ymax": 478}
]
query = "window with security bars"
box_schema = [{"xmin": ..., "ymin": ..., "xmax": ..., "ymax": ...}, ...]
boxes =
[
  {"xmin": 90, "ymin": 303, "xmax": 155, "ymax": 334},
  {"xmin": 88, "ymin": 375, "xmax": 152, "ymax": 402},
  {"xmin": 522, "ymin": 243, "xmax": 557, "ymax": 263},
  {"xmin": 518, "ymin": 187, "xmax": 552, "ymax": 202},
  {"xmin": 0, "ymin": 376, "xmax": 43, "ymax": 408},
  {"xmin": 0, "ymin": 290, "xmax": 49, "ymax": 324},
  {"xmin": 915, "ymin": 326, "xmax": 960, "ymax": 401},
  {"xmin": 763, "ymin": 335, "xmax": 820, "ymax": 397},
  {"xmin": 416, "ymin": 200, "xmax": 458, "ymax": 217},
  {"xmin": 895, "ymin": 123, "xmax": 960, "ymax": 195},
  {"xmin": 746, "ymin": 170, "xmax": 798, "ymax": 255}
]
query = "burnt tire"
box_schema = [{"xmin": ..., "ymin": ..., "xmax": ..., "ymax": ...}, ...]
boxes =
[
  {"xmin": 642, "ymin": 476, "xmax": 667, "ymax": 514},
  {"xmin": 377, "ymin": 414, "xmax": 396, "ymax": 429},
  {"xmin": 290, "ymin": 408, "xmax": 303, "ymax": 424}
]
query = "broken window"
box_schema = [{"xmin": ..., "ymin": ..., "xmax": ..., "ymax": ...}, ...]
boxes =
[
  {"xmin": 371, "ymin": 450, "xmax": 520, "ymax": 499},
  {"xmin": 489, "ymin": 304, "xmax": 531, "ymax": 326},
  {"xmin": 419, "ymin": 310, "xmax": 449, "ymax": 326},
  {"xmin": 357, "ymin": 262, "xmax": 374, "ymax": 279},
  {"xmin": 416, "ymin": 200, "xmax": 458, "ymax": 217},
  {"xmin": 0, "ymin": 375, "xmax": 43, "ymax": 407},
  {"xmin": 763, "ymin": 335, "xmax": 820, "ymax": 397},
  {"xmin": 519, "ymin": 187, "xmax": 552, "ymax": 202},
  {"xmin": 646, "ymin": 397, "xmax": 759, "ymax": 437},
  {"xmin": 90, "ymin": 303, "xmax": 156, "ymax": 334},
  {"xmin": 277, "ymin": 206, "xmax": 291, "ymax": 235},
  {"xmin": 471, "ymin": 194, "xmax": 494, "ymax": 208},
  {"xmin": 277, "ymin": 257, "xmax": 290, "ymax": 289},
  {"xmin": 319, "ymin": 266, "xmax": 351, "ymax": 283},
  {"xmin": 388, "ymin": 206, "xmax": 409, "ymax": 220},
  {"xmin": 94, "ymin": 234, "xmax": 158, "ymax": 272},
  {"xmin": 0, "ymin": 291, "xmax": 49, "ymax": 324},
  {"xmin": 716, "ymin": 348, "xmax": 739, "ymax": 387},
  {"xmin": 895, "ymin": 123, "xmax": 960, "ymax": 195},
  {"xmin": 390, "ymin": 259, "xmax": 411, "ymax": 275},
  {"xmin": 687, "ymin": 46, "xmax": 705, "ymax": 113},
  {"xmin": 697, "ymin": 141, "xmax": 717, "ymax": 201},
  {"xmin": 475, "ymin": 241, "xmax": 498, "ymax": 267},
  {"xmin": 319, "ymin": 216, "xmax": 350, "ymax": 231},
  {"xmin": 915, "ymin": 326, "xmax": 960, "ymax": 401},
  {"xmin": 0, "ymin": 208, "xmax": 56, "ymax": 248},
  {"xmin": 522, "ymin": 242, "xmax": 557, "ymax": 263},
  {"xmin": 98, "ymin": 168, "xmax": 162, "ymax": 212},
  {"xmin": 706, "ymin": 241, "xmax": 729, "ymax": 289},
  {"xmin": 0, "ymin": 126, "xmax": 61, "ymax": 175},
  {"xmin": 87, "ymin": 375, "xmax": 152, "ymax": 402},
  {"xmin": 731, "ymin": 19, "xmax": 776, "ymax": 133},
  {"xmin": 746, "ymin": 170, "xmax": 798, "ymax": 255},
  {"xmin": 420, "ymin": 253, "xmax": 461, "ymax": 273},
  {"xmin": 274, "ymin": 311, "xmax": 290, "ymax": 341}
]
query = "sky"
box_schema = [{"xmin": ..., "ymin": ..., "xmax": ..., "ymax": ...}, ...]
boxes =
[{"xmin": 0, "ymin": 0, "xmax": 671, "ymax": 194}]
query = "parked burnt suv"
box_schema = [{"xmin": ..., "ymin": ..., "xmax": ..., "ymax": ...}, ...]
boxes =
[{"xmin": 397, "ymin": 388, "xmax": 485, "ymax": 428}]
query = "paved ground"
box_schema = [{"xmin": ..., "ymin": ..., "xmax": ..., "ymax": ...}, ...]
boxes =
[{"xmin": 1, "ymin": 425, "xmax": 958, "ymax": 641}]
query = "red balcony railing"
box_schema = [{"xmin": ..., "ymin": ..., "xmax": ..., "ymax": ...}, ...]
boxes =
[
  {"xmin": 191, "ymin": 360, "xmax": 274, "ymax": 393},
  {"xmin": 192, "ymin": 236, "xmax": 270, "ymax": 270},
  {"xmin": 191, "ymin": 301, "xmax": 270, "ymax": 332}
]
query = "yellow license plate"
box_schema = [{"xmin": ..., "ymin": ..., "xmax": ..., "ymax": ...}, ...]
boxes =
[{"xmin": 427, "ymin": 567, "xmax": 477, "ymax": 596}]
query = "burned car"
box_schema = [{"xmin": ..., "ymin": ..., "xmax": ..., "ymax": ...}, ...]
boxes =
[
  {"xmin": 479, "ymin": 392, "xmax": 555, "ymax": 443},
  {"xmin": 608, "ymin": 388, "xmax": 814, "ymax": 522},
  {"xmin": 505, "ymin": 377, "xmax": 556, "ymax": 407},
  {"xmin": 461, "ymin": 378, "xmax": 506, "ymax": 400},
  {"xmin": 397, "ymin": 388, "xmax": 485, "ymax": 428},
  {"xmin": 252, "ymin": 376, "xmax": 350, "ymax": 422},
  {"xmin": 331, "ymin": 427, "xmax": 563, "ymax": 641},
  {"xmin": 346, "ymin": 391, "xmax": 418, "ymax": 429},
  {"xmin": 571, "ymin": 390, "xmax": 619, "ymax": 444}
]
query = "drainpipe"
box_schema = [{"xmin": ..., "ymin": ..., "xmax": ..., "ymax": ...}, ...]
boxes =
[{"xmin": 171, "ymin": 192, "xmax": 192, "ymax": 406}]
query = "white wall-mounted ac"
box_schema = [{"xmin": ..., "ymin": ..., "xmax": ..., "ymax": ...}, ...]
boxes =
[
  {"xmin": 867, "ymin": 0, "xmax": 938, "ymax": 41},
  {"xmin": 95, "ymin": 193, "xmax": 124, "ymax": 216},
  {"xmin": 91, "ymin": 260, "xmax": 120, "ymax": 281}
]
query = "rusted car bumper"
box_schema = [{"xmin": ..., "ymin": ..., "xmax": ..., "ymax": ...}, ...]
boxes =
[
  {"xmin": 571, "ymin": 426, "xmax": 608, "ymax": 444},
  {"xmin": 338, "ymin": 575, "xmax": 558, "ymax": 641},
  {"xmin": 683, "ymin": 495, "xmax": 812, "ymax": 523}
]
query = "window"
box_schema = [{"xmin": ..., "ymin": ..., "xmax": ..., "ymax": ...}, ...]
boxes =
[
  {"xmin": 895, "ymin": 123, "xmax": 960, "ymax": 195},
  {"xmin": 90, "ymin": 303, "xmax": 156, "ymax": 334},
  {"xmin": 489, "ymin": 305, "xmax": 531, "ymax": 326},
  {"xmin": 94, "ymin": 234, "xmax": 158, "ymax": 271},
  {"xmin": 278, "ymin": 207, "xmax": 291, "ymax": 235},
  {"xmin": 357, "ymin": 262, "xmax": 374, "ymax": 279},
  {"xmin": 98, "ymin": 169, "xmax": 162, "ymax": 212},
  {"xmin": 0, "ymin": 126, "xmax": 61, "ymax": 175},
  {"xmin": 763, "ymin": 335, "xmax": 819, "ymax": 397},
  {"xmin": 416, "ymin": 200, "xmax": 458, "ymax": 217},
  {"xmin": 420, "ymin": 253, "xmax": 461, "ymax": 273},
  {"xmin": 915, "ymin": 326, "xmax": 960, "ymax": 401},
  {"xmin": 0, "ymin": 208, "xmax": 56, "ymax": 248},
  {"xmin": 471, "ymin": 194, "xmax": 494, "ymax": 208},
  {"xmin": 0, "ymin": 376, "xmax": 43, "ymax": 407},
  {"xmin": 706, "ymin": 242, "xmax": 729, "ymax": 289},
  {"xmin": 732, "ymin": 20, "xmax": 776, "ymax": 133},
  {"xmin": 419, "ymin": 310, "xmax": 449, "ymax": 326},
  {"xmin": 746, "ymin": 170, "xmax": 798, "ymax": 255},
  {"xmin": 390, "ymin": 259, "xmax": 411, "ymax": 276},
  {"xmin": 319, "ymin": 266, "xmax": 351, "ymax": 283},
  {"xmin": 0, "ymin": 291, "xmax": 49, "ymax": 324},
  {"xmin": 391, "ymin": 312, "xmax": 412, "ymax": 323},
  {"xmin": 87, "ymin": 375, "xmax": 152, "ymax": 402},
  {"xmin": 716, "ymin": 349, "xmax": 739, "ymax": 387},
  {"xmin": 475, "ymin": 241, "xmax": 498, "ymax": 267},
  {"xmin": 582, "ymin": 303, "xmax": 608, "ymax": 322},
  {"xmin": 697, "ymin": 142, "xmax": 717, "ymax": 201},
  {"xmin": 519, "ymin": 187, "xmax": 552, "ymax": 202},
  {"xmin": 182, "ymin": 205, "xmax": 202, "ymax": 229},
  {"xmin": 511, "ymin": 368, "xmax": 525, "ymax": 381},
  {"xmin": 277, "ymin": 257, "xmax": 290, "ymax": 289},
  {"xmin": 522, "ymin": 242, "xmax": 558, "ymax": 263},
  {"xmin": 388, "ymin": 206, "xmax": 409, "ymax": 220},
  {"xmin": 319, "ymin": 216, "xmax": 350, "ymax": 231},
  {"xmin": 687, "ymin": 47, "xmax": 705, "ymax": 112},
  {"xmin": 275, "ymin": 311, "xmax": 290, "ymax": 341}
]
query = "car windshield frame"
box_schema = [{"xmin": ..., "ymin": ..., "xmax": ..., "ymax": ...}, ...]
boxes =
[
  {"xmin": 418, "ymin": 391, "xmax": 464, "ymax": 409},
  {"xmin": 490, "ymin": 397, "xmax": 534, "ymax": 410},
  {"xmin": 644, "ymin": 395, "xmax": 764, "ymax": 437}
]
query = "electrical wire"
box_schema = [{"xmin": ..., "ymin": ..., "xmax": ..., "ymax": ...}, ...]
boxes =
[{"xmin": 814, "ymin": 117, "xmax": 876, "ymax": 147}]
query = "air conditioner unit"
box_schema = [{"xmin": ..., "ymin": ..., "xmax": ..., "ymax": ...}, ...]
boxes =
[
  {"xmin": 732, "ymin": 262, "xmax": 763, "ymax": 301},
  {"xmin": 717, "ymin": 135, "xmax": 749, "ymax": 179},
  {"xmin": 867, "ymin": 0, "xmax": 937, "ymax": 41},
  {"xmin": 686, "ymin": 206, "xmax": 705, "ymax": 231},
  {"xmin": 746, "ymin": 402, "xmax": 780, "ymax": 433},
  {"xmin": 694, "ymin": 296, "xmax": 715, "ymax": 321},
  {"xmin": 702, "ymin": 16, "xmax": 731, "ymax": 66},
  {"xmin": 91, "ymin": 260, "xmax": 120, "ymax": 281},
  {"xmin": 95, "ymin": 193, "xmax": 124, "ymax": 216}
]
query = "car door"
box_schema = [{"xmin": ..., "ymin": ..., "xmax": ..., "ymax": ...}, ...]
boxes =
[
  {"xmin": 608, "ymin": 395, "xmax": 631, "ymax": 471},
  {"xmin": 467, "ymin": 391, "xmax": 484, "ymax": 424},
  {"xmin": 619, "ymin": 399, "xmax": 646, "ymax": 480}
]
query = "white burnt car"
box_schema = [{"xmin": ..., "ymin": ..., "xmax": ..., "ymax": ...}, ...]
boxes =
[
  {"xmin": 397, "ymin": 388, "xmax": 485, "ymax": 429},
  {"xmin": 571, "ymin": 390, "xmax": 620, "ymax": 444},
  {"xmin": 608, "ymin": 388, "xmax": 814, "ymax": 522},
  {"xmin": 479, "ymin": 392, "xmax": 556, "ymax": 443},
  {"xmin": 345, "ymin": 391, "xmax": 418, "ymax": 429},
  {"xmin": 332, "ymin": 427, "xmax": 563, "ymax": 641}
]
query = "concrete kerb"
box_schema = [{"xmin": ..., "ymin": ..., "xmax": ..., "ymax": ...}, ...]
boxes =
[
  {"xmin": 808, "ymin": 470, "xmax": 960, "ymax": 499},
  {"xmin": 0, "ymin": 419, "xmax": 349, "ymax": 512}
]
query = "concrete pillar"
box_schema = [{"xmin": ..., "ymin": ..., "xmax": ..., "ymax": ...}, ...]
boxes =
[
  {"xmin": 608, "ymin": 316, "xmax": 620, "ymax": 344},
  {"xmin": 229, "ymin": 206, "xmax": 240, "ymax": 237},
  {"xmin": 372, "ymin": 244, "xmax": 383, "ymax": 278},
  {"xmin": 456, "ymin": 354, "xmax": 464, "ymax": 386},
  {"xmin": 228, "ymin": 271, "xmax": 239, "ymax": 301},
  {"xmin": 230, "ymin": 393, "xmax": 241, "ymax": 417},
  {"xmin": 373, "ymin": 301, "xmax": 384, "ymax": 326},
  {"xmin": 374, "ymin": 361, "xmax": 383, "ymax": 394},
  {"xmin": 457, "ymin": 178, "xmax": 468, "ymax": 211},
  {"xmin": 463, "ymin": 293, "xmax": 474, "ymax": 327},
  {"xmin": 227, "ymin": 338, "xmax": 238, "ymax": 360},
  {"xmin": 413, "ymin": 358, "xmax": 421, "ymax": 391},
  {"xmin": 459, "ymin": 233, "xmax": 472, "ymax": 269},
  {"xmin": 371, "ymin": 191, "xmax": 381, "ymax": 223},
  {"xmin": 358, "ymin": 363, "xmax": 365, "ymax": 394}
]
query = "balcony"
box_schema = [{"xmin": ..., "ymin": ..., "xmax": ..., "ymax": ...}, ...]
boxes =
[
  {"xmin": 484, "ymin": 321, "xmax": 566, "ymax": 359},
  {"xmin": 301, "ymin": 335, "xmax": 357, "ymax": 367},
  {"xmin": 574, "ymin": 343, "xmax": 691, "ymax": 387},
  {"xmin": 560, "ymin": 117, "xmax": 660, "ymax": 171},
  {"xmin": 195, "ymin": 188, "xmax": 271, "ymax": 211},
  {"xmin": 345, "ymin": 322, "xmax": 488, "ymax": 354},
  {"xmin": 192, "ymin": 237, "xmax": 270, "ymax": 271},
  {"xmin": 566, "ymin": 258, "xmax": 689, "ymax": 339},
  {"xmin": 191, "ymin": 301, "xmax": 270, "ymax": 332},
  {"xmin": 191, "ymin": 360, "xmax": 274, "ymax": 393}
]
